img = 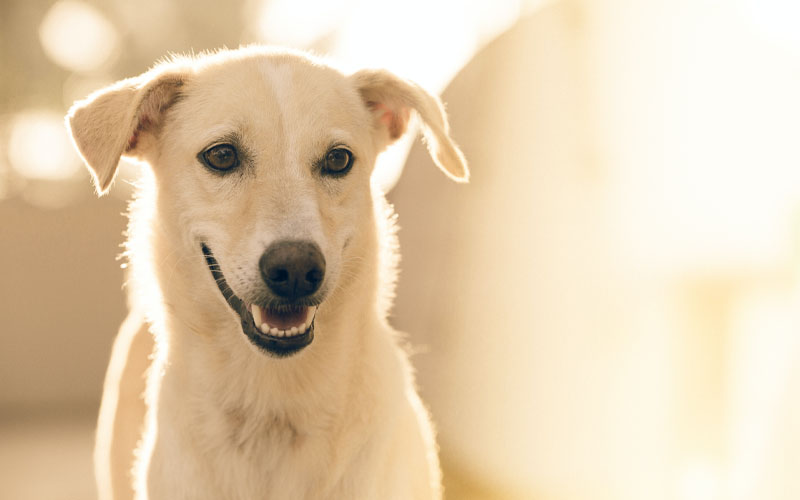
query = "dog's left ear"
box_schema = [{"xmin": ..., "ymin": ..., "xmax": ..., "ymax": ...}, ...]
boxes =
[
  {"xmin": 350, "ymin": 69, "xmax": 469, "ymax": 183},
  {"xmin": 66, "ymin": 70, "xmax": 185, "ymax": 195}
]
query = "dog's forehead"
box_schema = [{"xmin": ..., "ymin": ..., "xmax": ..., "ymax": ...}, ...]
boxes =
[{"xmin": 176, "ymin": 55, "xmax": 368, "ymax": 147}]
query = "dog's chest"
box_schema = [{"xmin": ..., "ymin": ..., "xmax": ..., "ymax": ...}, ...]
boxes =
[
  {"xmin": 181, "ymin": 406, "xmax": 370, "ymax": 500},
  {"xmin": 204, "ymin": 410, "xmax": 327, "ymax": 494}
]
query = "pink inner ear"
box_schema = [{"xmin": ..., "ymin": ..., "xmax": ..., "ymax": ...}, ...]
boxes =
[
  {"xmin": 126, "ymin": 114, "xmax": 151, "ymax": 151},
  {"xmin": 127, "ymin": 130, "xmax": 139, "ymax": 150},
  {"xmin": 370, "ymin": 102, "xmax": 409, "ymax": 140}
]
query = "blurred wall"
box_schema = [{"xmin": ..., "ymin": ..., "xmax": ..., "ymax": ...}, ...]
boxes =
[
  {"xmin": 392, "ymin": 6, "xmax": 652, "ymax": 498},
  {"xmin": 0, "ymin": 194, "xmax": 127, "ymax": 413},
  {"xmin": 391, "ymin": 1, "xmax": 800, "ymax": 499}
]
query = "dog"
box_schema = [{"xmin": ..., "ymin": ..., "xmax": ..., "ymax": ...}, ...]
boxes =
[{"xmin": 66, "ymin": 46, "xmax": 468, "ymax": 500}]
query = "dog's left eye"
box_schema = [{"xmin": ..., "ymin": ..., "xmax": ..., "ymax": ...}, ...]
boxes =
[
  {"xmin": 322, "ymin": 148, "xmax": 354, "ymax": 175},
  {"xmin": 200, "ymin": 144, "xmax": 239, "ymax": 171}
]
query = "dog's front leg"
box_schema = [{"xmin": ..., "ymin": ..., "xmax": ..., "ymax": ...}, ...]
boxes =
[{"xmin": 95, "ymin": 308, "xmax": 153, "ymax": 500}]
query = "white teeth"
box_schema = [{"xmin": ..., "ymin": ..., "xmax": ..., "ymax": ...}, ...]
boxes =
[{"xmin": 252, "ymin": 306, "xmax": 317, "ymax": 338}]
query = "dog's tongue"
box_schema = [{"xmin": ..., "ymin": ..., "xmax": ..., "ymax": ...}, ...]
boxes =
[{"xmin": 261, "ymin": 305, "xmax": 309, "ymax": 330}]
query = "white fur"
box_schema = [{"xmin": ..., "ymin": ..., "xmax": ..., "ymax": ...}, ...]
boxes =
[{"xmin": 66, "ymin": 46, "xmax": 467, "ymax": 500}]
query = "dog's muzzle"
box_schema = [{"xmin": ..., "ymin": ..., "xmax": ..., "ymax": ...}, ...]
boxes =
[{"xmin": 201, "ymin": 242, "xmax": 325, "ymax": 357}]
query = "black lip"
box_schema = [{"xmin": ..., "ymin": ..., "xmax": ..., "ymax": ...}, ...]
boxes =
[{"xmin": 201, "ymin": 243, "xmax": 315, "ymax": 357}]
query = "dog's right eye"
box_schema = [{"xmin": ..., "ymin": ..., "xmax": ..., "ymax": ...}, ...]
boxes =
[
  {"xmin": 321, "ymin": 147, "xmax": 354, "ymax": 176},
  {"xmin": 199, "ymin": 144, "xmax": 239, "ymax": 171}
]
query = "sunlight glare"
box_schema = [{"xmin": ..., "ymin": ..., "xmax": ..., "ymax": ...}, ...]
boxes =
[
  {"xmin": 39, "ymin": 0, "xmax": 119, "ymax": 73},
  {"xmin": 332, "ymin": 0, "xmax": 477, "ymax": 91},
  {"xmin": 0, "ymin": 156, "xmax": 9, "ymax": 200},
  {"xmin": 8, "ymin": 111, "xmax": 81, "ymax": 181},
  {"xmin": 257, "ymin": 0, "xmax": 349, "ymax": 47},
  {"xmin": 678, "ymin": 459, "xmax": 721, "ymax": 500},
  {"xmin": 726, "ymin": 289, "xmax": 800, "ymax": 499},
  {"xmin": 738, "ymin": 0, "xmax": 800, "ymax": 47}
]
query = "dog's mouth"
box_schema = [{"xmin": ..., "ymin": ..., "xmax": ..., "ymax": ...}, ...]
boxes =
[
  {"xmin": 201, "ymin": 244, "xmax": 317, "ymax": 357},
  {"xmin": 249, "ymin": 303, "xmax": 315, "ymax": 338}
]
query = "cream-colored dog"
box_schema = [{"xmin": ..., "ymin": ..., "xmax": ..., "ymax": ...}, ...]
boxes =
[{"xmin": 66, "ymin": 47, "xmax": 467, "ymax": 500}]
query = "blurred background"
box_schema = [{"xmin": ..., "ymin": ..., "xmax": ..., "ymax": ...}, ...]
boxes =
[{"xmin": 2, "ymin": 0, "xmax": 800, "ymax": 499}]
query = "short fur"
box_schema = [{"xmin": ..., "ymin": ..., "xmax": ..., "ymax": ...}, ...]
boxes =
[{"xmin": 66, "ymin": 46, "xmax": 467, "ymax": 500}]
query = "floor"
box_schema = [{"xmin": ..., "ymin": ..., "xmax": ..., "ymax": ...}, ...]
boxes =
[{"xmin": 0, "ymin": 415, "xmax": 96, "ymax": 500}]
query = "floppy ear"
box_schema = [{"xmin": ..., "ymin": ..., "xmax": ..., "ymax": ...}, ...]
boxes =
[
  {"xmin": 65, "ymin": 71, "xmax": 185, "ymax": 195},
  {"xmin": 350, "ymin": 69, "xmax": 469, "ymax": 183}
]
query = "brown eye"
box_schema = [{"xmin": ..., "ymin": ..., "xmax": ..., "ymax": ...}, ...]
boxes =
[
  {"xmin": 201, "ymin": 144, "xmax": 239, "ymax": 171},
  {"xmin": 323, "ymin": 147, "xmax": 353, "ymax": 175}
]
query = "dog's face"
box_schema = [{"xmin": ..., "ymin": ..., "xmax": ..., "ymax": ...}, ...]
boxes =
[
  {"xmin": 66, "ymin": 48, "xmax": 467, "ymax": 357},
  {"xmin": 156, "ymin": 57, "xmax": 377, "ymax": 356}
]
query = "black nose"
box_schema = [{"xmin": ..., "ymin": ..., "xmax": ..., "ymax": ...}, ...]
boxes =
[{"xmin": 260, "ymin": 240, "xmax": 326, "ymax": 300}]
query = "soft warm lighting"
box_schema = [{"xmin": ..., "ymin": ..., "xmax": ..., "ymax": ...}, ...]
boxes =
[
  {"xmin": 110, "ymin": 158, "xmax": 145, "ymax": 201},
  {"xmin": 0, "ymin": 157, "xmax": 9, "ymax": 200},
  {"xmin": 371, "ymin": 133, "xmax": 416, "ymax": 193},
  {"xmin": 332, "ymin": 0, "xmax": 476, "ymax": 91},
  {"xmin": 39, "ymin": 0, "xmax": 118, "ymax": 72},
  {"xmin": 726, "ymin": 289, "xmax": 800, "ymax": 500},
  {"xmin": 738, "ymin": 0, "xmax": 800, "ymax": 47},
  {"xmin": 256, "ymin": 0, "xmax": 346, "ymax": 47},
  {"xmin": 62, "ymin": 74, "xmax": 114, "ymax": 110},
  {"xmin": 678, "ymin": 459, "xmax": 722, "ymax": 500},
  {"xmin": 8, "ymin": 111, "xmax": 81, "ymax": 181}
]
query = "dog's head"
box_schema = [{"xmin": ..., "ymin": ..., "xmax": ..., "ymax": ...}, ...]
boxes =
[{"xmin": 66, "ymin": 47, "xmax": 467, "ymax": 357}]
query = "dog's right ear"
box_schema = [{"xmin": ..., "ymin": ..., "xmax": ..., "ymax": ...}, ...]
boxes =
[
  {"xmin": 66, "ymin": 71, "xmax": 185, "ymax": 195},
  {"xmin": 350, "ymin": 69, "xmax": 469, "ymax": 183}
]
